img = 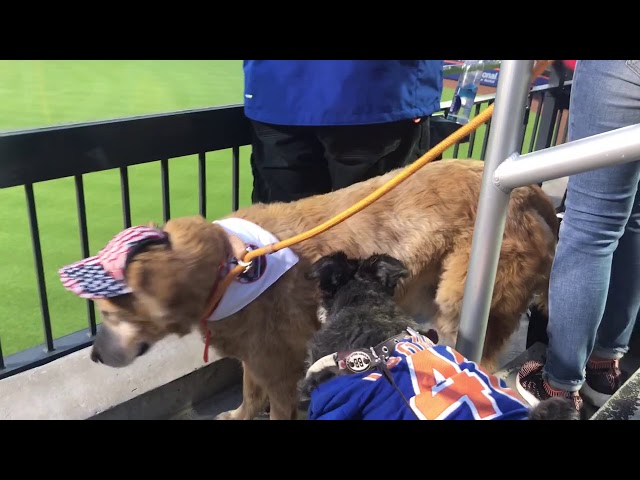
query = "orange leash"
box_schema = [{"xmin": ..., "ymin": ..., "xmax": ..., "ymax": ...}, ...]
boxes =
[{"xmin": 200, "ymin": 60, "xmax": 554, "ymax": 358}]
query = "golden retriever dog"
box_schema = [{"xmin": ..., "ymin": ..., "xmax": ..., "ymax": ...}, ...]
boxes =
[{"xmin": 59, "ymin": 159, "xmax": 558, "ymax": 420}]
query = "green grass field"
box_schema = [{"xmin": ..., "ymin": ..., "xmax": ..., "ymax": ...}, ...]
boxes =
[
  {"xmin": 0, "ymin": 61, "xmax": 537, "ymax": 356},
  {"xmin": 0, "ymin": 60, "xmax": 251, "ymax": 355}
]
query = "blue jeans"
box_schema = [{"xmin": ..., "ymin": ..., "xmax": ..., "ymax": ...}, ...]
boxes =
[{"xmin": 544, "ymin": 60, "xmax": 640, "ymax": 392}]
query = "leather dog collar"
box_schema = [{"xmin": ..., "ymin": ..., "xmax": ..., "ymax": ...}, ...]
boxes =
[
  {"xmin": 305, "ymin": 326, "xmax": 439, "ymax": 378},
  {"xmin": 336, "ymin": 327, "xmax": 439, "ymax": 374},
  {"xmin": 305, "ymin": 326, "xmax": 439, "ymax": 421}
]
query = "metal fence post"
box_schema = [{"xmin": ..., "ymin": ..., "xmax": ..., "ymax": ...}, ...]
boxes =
[
  {"xmin": 454, "ymin": 60, "xmax": 534, "ymax": 363},
  {"xmin": 533, "ymin": 62, "xmax": 571, "ymax": 152}
]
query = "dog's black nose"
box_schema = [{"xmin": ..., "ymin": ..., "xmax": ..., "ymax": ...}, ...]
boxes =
[
  {"xmin": 91, "ymin": 349, "xmax": 103, "ymax": 364},
  {"xmin": 138, "ymin": 342, "xmax": 150, "ymax": 357}
]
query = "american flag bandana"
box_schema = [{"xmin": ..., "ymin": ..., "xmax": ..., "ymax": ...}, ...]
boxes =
[{"xmin": 59, "ymin": 226, "xmax": 169, "ymax": 299}]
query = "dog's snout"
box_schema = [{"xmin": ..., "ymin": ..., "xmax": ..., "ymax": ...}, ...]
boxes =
[
  {"xmin": 89, "ymin": 325, "xmax": 144, "ymax": 368},
  {"xmin": 138, "ymin": 342, "xmax": 150, "ymax": 357},
  {"xmin": 91, "ymin": 349, "xmax": 103, "ymax": 364}
]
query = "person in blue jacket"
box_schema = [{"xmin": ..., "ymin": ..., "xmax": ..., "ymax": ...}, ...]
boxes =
[{"xmin": 242, "ymin": 60, "xmax": 444, "ymax": 203}]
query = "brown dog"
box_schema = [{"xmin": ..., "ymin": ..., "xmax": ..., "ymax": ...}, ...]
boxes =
[{"xmin": 59, "ymin": 159, "xmax": 558, "ymax": 420}]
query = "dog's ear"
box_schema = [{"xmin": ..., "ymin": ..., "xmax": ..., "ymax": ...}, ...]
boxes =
[
  {"xmin": 307, "ymin": 251, "xmax": 358, "ymax": 294},
  {"xmin": 360, "ymin": 254, "xmax": 409, "ymax": 291}
]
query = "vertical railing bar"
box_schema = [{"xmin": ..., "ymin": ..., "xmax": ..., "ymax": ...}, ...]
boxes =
[
  {"xmin": 24, "ymin": 183, "xmax": 55, "ymax": 352},
  {"xmin": 120, "ymin": 167, "xmax": 132, "ymax": 229},
  {"xmin": 455, "ymin": 60, "xmax": 534, "ymax": 363},
  {"xmin": 480, "ymin": 116, "xmax": 492, "ymax": 161},
  {"xmin": 532, "ymin": 84, "xmax": 564, "ymax": 152},
  {"xmin": 232, "ymin": 146, "xmax": 240, "ymax": 212},
  {"xmin": 198, "ymin": 152, "xmax": 207, "ymax": 218},
  {"xmin": 561, "ymin": 110, "xmax": 569, "ymax": 145},
  {"xmin": 528, "ymin": 92, "xmax": 545, "ymax": 153},
  {"xmin": 0, "ymin": 337, "xmax": 5, "ymax": 370},
  {"xmin": 551, "ymin": 107, "xmax": 562, "ymax": 146},
  {"xmin": 74, "ymin": 175, "xmax": 97, "ymax": 336},
  {"xmin": 452, "ymin": 142, "xmax": 461, "ymax": 159},
  {"xmin": 161, "ymin": 159, "xmax": 170, "ymax": 222},
  {"xmin": 520, "ymin": 95, "xmax": 533, "ymax": 153},
  {"xmin": 466, "ymin": 103, "xmax": 481, "ymax": 158}
]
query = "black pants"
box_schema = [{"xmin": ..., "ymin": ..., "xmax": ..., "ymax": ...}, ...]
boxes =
[{"xmin": 249, "ymin": 117, "xmax": 433, "ymax": 204}]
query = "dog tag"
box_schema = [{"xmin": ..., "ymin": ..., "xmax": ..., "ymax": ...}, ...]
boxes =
[{"xmin": 338, "ymin": 350, "xmax": 373, "ymax": 373}]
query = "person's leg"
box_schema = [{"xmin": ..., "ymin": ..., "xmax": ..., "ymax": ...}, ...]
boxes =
[
  {"xmin": 580, "ymin": 188, "xmax": 640, "ymax": 405},
  {"xmin": 316, "ymin": 117, "xmax": 429, "ymax": 191},
  {"xmin": 517, "ymin": 60, "xmax": 640, "ymax": 409},
  {"xmin": 249, "ymin": 120, "xmax": 330, "ymax": 203},
  {"xmin": 594, "ymin": 192, "xmax": 640, "ymax": 356},
  {"xmin": 544, "ymin": 161, "xmax": 640, "ymax": 384}
]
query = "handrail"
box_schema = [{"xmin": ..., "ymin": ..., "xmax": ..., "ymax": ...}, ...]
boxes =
[{"xmin": 442, "ymin": 60, "xmax": 502, "ymax": 75}]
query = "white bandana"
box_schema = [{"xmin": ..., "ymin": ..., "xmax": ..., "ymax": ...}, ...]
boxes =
[{"xmin": 208, "ymin": 217, "xmax": 299, "ymax": 321}]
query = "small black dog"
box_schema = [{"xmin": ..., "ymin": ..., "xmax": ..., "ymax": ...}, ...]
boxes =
[{"xmin": 300, "ymin": 251, "xmax": 580, "ymax": 421}]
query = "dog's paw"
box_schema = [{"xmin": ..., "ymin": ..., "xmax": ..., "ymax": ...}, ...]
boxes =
[
  {"xmin": 213, "ymin": 411, "xmax": 233, "ymax": 420},
  {"xmin": 214, "ymin": 409, "xmax": 242, "ymax": 420}
]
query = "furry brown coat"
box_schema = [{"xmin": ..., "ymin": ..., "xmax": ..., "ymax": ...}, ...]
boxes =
[{"xmin": 87, "ymin": 159, "xmax": 558, "ymax": 420}]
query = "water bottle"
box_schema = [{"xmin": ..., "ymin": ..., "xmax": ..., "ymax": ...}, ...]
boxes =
[{"xmin": 447, "ymin": 60, "xmax": 488, "ymax": 125}]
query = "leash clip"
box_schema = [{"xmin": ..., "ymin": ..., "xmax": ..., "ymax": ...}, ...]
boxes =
[
  {"xmin": 370, "ymin": 346, "xmax": 391, "ymax": 366},
  {"xmin": 236, "ymin": 258, "xmax": 253, "ymax": 273}
]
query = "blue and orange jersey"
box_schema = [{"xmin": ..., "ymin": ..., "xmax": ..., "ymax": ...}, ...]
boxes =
[{"xmin": 307, "ymin": 336, "xmax": 531, "ymax": 421}]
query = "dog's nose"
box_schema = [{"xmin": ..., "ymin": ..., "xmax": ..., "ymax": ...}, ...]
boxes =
[{"xmin": 90, "ymin": 349, "xmax": 103, "ymax": 364}]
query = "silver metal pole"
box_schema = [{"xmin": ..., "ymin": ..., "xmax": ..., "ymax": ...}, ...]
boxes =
[
  {"xmin": 455, "ymin": 60, "xmax": 534, "ymax": 363},
  {"xmin": 494, "ymin": 123, "xmax": 640, "ymax": 191},
  {"xmin": 442, "ymin": 61, "xmax": 502, "ymax": 76}
]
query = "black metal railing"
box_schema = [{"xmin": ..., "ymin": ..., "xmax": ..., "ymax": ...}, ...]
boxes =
[
  {"xmin": 0, "ymin": 73, "xmax": 572, "ymax": 380},
  {"xmin": 438, "ymin": 81, "xmax": 571, "ymax": 160},
  {"xmin": 0, "ymin": 105, "xmax": 251, "ymax": 379}
]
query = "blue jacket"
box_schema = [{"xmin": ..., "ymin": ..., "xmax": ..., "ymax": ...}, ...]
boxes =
[
  {"xmin": 307, "ymin": 339, "xmax": 531, "ymax": 420},
  {"xmin": 243, "ymin": 60, "xmax": 444, "ymax": 126}
]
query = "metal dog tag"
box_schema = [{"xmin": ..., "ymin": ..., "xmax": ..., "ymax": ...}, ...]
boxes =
[{"xmin": 341, "ymin": 350, "xmax": 373, "ymax": 373}]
